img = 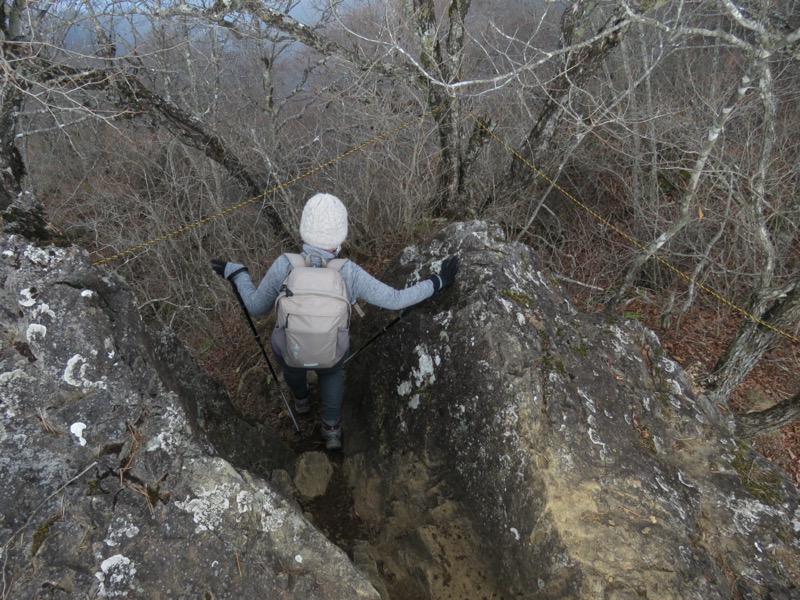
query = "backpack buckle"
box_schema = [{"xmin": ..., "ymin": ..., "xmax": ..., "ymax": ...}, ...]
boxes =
[{"xmin": 305, "ymin": 253, "xmax": 327, "ymax": 268}]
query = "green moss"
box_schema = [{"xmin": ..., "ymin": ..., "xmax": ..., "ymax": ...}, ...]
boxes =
[
  {"xmin": 519, "ymin": 251, "xmax": 531, "ymax": 271},
  {"xmin": 554, "ymin": 359, "xmax": 567, "ymax": 376},
  {"xmin": 732, "ymin": 443, "xmax": 785, "ymax": 505},
  {"xmin": 30, "ymin": 515, "xmax": 61, "ymax": 557},
  {"xmin": 501, "ymin": 288, "xmax": 535, "ymax": 310},
  {"xmin": 572, "ymin": 342, "xmax": 589, "ymax": 357},
  {"xmin": 86, "ymin": 479, "xmax": 108, "ymax": 496}
]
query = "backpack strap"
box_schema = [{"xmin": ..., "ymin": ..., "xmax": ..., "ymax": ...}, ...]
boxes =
[
  {"xmin": 326, "ymin": 258, "xmax": 347, "ymax": 272},
  {"xmin": 284, "ymin": 253, "xmax": 306, "ymax": 269}
]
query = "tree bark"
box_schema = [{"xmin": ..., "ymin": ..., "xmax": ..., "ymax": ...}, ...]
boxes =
[
  {"xmin": 409, "ymin": 0, "xmax": 471, "ymax": 218},
  {"xmin": 702, "ymin": 283, "xmax": 800, "ymax": 398},
  {"xmin": 0, "ymin": 36, "xmax": 27, "ymax": 208},
  {"xmin": 735, "ymin": 389, "xmax": 800, "ymax": 438}
]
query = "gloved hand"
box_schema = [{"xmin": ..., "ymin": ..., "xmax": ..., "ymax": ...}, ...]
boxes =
[
  {"xmin": 210, "ymin": 259, "xmax": 228, "ymax": 278},
  {"xmin": 428, "ymin": 255, "xmax": 460, "ymax": 292},
  {"xmin": 210, "ymin": 259, "xmax": 248, "ymax": 281}
]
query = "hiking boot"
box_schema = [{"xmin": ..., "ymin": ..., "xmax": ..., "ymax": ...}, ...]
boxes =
[
  {"xmin": 293, "ymin": 392, "xmax": 311, "ymax": 415},
  {"xmin": 321, "ymin": 420, "xmax": 342, "ymax": 451}
]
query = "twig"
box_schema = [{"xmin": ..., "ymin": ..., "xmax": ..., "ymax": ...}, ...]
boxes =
[
  {"xmin": 235, "ymin": 548, "xmax": 243, "ymax": 577},
  {"xmin": 552, "ymin": 274, "xmax": 606, "ymax": 292}
]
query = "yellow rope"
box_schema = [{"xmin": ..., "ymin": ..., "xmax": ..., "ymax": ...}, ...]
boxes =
[
  {"xmin": 472, "ymin": 115, "xmax": 799, "ymax": 345},
  {"xmin": 91, "ymin": 105, "xmax": 444, "ymax": 266},
  {"xmin": 87, "ymin": 100, "xmax": 796, "ymax": 344}
]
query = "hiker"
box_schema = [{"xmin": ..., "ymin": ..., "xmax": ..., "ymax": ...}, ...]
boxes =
[{"xmin": 211, "ymin": 193, "xmax": 459, "ymax": 450}]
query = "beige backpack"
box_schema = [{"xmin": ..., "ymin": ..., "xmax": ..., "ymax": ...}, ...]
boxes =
[{"xmin": 271, "ymin": 253, "xmax": 351, "ymax": 368}]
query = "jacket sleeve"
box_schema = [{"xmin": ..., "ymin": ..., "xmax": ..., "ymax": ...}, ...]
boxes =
[
  {"xmin": 230, "ymin": 255, "xmax": 292, "ymax": 316},
  {"xmin": 344, "ymin": 261, "xmax": 435, "ymax": 310}
]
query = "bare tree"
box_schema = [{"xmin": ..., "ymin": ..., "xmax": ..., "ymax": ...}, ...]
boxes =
[{"xmin": 5, "ymin": 0, "xmax": 800, "ymax": 435}]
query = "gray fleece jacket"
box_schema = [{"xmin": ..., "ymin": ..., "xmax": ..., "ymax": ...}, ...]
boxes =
[{"xmin": 224, "ymin": 244, "xmax": 435, "ymax": 316}]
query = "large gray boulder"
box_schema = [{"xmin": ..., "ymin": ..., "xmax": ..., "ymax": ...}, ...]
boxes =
[
  {"xmin": 0, "ymin": 229, "xmax": 379, "ymax": 599},
  {"xmin": 343, "ymin": 221, "xmax": 800, "ymax": 599}
]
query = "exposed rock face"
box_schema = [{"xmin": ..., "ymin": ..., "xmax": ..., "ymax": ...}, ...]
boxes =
[
  {"xmin": 343, "ymin": 221, "xmax": 800, "ymax": 599},
  {"xmin": 3, "ymin": 206, "xmax": 799, "ymax": 600},
  {"xmin": 0, "ymin": 229, "xmax": 379, "ymax": 598}
]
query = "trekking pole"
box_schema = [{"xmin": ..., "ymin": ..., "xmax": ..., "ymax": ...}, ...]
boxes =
[
  {"xmin": 227, "ymin": 278, "xmax": 301, "ymax": 434},
  {"xmin": 343, "ymin": 308, "xmax": 410, "ymax": 366}
]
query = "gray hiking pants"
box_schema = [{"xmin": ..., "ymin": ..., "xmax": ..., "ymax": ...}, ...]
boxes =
[{"xmin": 275, "ymin": 353, "xmax": 344, "ymax": 425}]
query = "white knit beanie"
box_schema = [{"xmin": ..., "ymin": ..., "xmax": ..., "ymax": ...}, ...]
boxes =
[{"xmin": 299, "ymin": 193, "xmax": 348, "ymax": 249}]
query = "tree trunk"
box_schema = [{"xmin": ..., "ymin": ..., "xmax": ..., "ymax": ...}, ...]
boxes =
[
  {"xmin": 410, "ymin": 0, "xmax": 471, "ymax": 218},
  {"xmin": 0, "ymin": 83, "xmax": 25, "ymax": 210},
  {"xmin": 0, "ymin": 39, "xmax": 27, "ymax": 209},
  {"xmin": 735, "ymin": 389, "xmax": 800, "ymax": 438},
  {"xmin": 702, "ymin": 283, "xmax": 800, "ymax": 398},
  {"xmin": 510, "ymin": 0, "xmax": 662, "ymax": 188}
]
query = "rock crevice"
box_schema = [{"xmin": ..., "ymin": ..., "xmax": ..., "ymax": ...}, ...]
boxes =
[{"xmin": 2, "ymin": 211, "xmax": 798, "ymax": 599}]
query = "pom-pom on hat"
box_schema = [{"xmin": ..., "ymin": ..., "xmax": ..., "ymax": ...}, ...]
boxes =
[{"xmin": 300, "ymin": 193, "xmax": 348, "ymax": 250}]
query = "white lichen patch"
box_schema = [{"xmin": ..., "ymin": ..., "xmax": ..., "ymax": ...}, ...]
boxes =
[
  {"xmin": 411, "ymin": 345, "xmax": 437, "ymax": 387},
  {"xmin": 95, "ymin": 554, "xmax": 137, "ymax": 598},
  {"xmin": 729, "ymin": 496, "xmax": 782, "ymax": 535},
  {"xmin": 408, "ymin": 395, "xmax": 420, "ymax": 409},
  {"xmin": 433, "ymin": 309, "xmax": 453, "ymax": 328},
  {"xmin": 397, "ymin": 345, "xmax": 439, "ymax": 396},
  {"xmin": 606, "ymin": 325, "xmax": 640, "ymax": 361},
  {"xmin": 654, "ymin": 475, "xmax": 687, "ymax": 521},
  {"xmin": 499, "ymin": 297, "xmax": 514, "ymax": 314},
  {"xmin": 588, "ymin": 427, "xmax": 609, "ymax": 460},
  {"xmin": 175, "ymin": 483, "xmax": 235, "ymax": 533},
  {"xmin": 32, "ymin": 302, "xmax": 55, "ymax": 320},
  {"xmin": 577, "ymin": 389, "xmax": 597, "ymax": 414},
  {"xmin": 105, "ymin": 515, "xmax": 140, "ymax": 547},
  {"xmin": 1, "ymin": 369, "xmax": 31, "ymax": 385},
  {"xmin": 175, "ymin": 473, "xmax": 291, "ymax": 535},
  {"xmin": 63, "ymin": 355, "xmax": 107, "ymax": 390},
  {"xmin": 399, "ymin": 245, "xmax": 421, "ymax": 267},
  {"xmin": 26, "ymin": 323, "xmax": 47, "ymax": 341},
  {"xmin": 23, "ymin": 245, "xmax": 64, "ymax": 266},
  {"xmin": 258, "ymin": 490, "xmax": 292, "ymax": 533},
  {"xmin": 104, "ymin": 337, "xmax": 116, "ymax": 360},
  {"xmin": 236, "ymin": 490, "xmax": 253, "ymax": 514},
  {"xmin": 660, "ymin": 359, "xmax": 676, "ymax": 373},
  {"xmin": 552, "ymin": 449, "xmax": 576, "ymax": 472},
  {"xmin": 70, "ymin": 422, "xmax": 88, "ymax": 446},
  {"xmin": 145, "ymin": 401, "xmax": 190, "ymax": 454},
  {"xmin": 18, "ymin": 288, "xmax": 37, "ymax": 308}
]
